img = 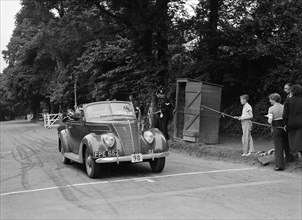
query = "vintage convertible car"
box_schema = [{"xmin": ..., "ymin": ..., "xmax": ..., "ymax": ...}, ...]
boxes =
[{"xmin": 58, "ymin": 101, "xmax": 169, "ymax": 178}]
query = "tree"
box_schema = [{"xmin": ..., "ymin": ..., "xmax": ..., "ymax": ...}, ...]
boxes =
[{"xmin": 2, "ymin": 0, "xmax": 301, "ymax": 140}]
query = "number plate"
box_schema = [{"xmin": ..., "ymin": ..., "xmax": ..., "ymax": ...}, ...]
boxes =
[
  {"xmin": 131, "ymin": 153, "xmax": 143, "ymax": 163},
  {"xmin": 93, "ymin": 150, "xmax": 119, "ymax": 158}
]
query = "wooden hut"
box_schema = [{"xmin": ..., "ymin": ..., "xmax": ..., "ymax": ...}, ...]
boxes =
[{"xmin": 173, "ymin": 78, "xmax": 223, "ymax": 144}]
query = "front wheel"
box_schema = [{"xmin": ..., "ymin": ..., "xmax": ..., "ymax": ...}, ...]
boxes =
[
  {"xmin": 85, "ymin": 148, "xmax": 100, "ymax": 178},
  {"xmin": 149, "ymin": 157, "xmax": 165, "ymax": 172}
]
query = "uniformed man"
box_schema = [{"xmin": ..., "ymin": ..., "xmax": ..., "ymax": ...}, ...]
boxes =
[{"xmin": 155, "ymin": 89, "xmax": 172, "ymax": 140}]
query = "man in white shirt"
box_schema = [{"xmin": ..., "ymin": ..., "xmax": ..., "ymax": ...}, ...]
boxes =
[{"xmin": 234, "ymin": 94, "xmax": 255, "ymax": 156}]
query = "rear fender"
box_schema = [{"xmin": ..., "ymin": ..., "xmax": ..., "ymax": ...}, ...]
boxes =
[{"xmin": 58, "ymin": 129, "xmax": 70, "ymax": 153}]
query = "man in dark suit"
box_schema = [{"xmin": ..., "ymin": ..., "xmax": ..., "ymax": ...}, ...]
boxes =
[
  {"xmin": 282, "ymin": 83, "xmax": 295, "ymax": 162},
  {"xmin": 155, "ymin": 89, "xmax": 172, "ymax": 140}
]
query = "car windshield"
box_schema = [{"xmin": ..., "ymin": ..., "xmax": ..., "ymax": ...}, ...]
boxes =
[{"xmin": 86, "ymin": 102, "xmax": 135, "ymax": 121}]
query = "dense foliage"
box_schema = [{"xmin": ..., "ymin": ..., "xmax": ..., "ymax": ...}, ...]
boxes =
[{"xmin": 1, "ymin": 0, "xmax": 301, "ymax": 137}]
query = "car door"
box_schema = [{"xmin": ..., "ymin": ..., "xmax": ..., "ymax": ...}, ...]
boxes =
[{"xmin": 67, "ymin": 120, "xmax": 82, "ymax": 154}]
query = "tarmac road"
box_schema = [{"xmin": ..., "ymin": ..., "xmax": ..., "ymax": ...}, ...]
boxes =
[{"xmin": 0, "ymin": 120, "xmax": 301, "ymax": 219}]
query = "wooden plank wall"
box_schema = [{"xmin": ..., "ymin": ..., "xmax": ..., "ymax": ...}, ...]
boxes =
[
  {"xmin": 174, "ymin": 82, "xmax": 186, "ymax": 139},
  {"xmin": 199, "ymin": 83, "xmax": 222, "ymax": 144}
]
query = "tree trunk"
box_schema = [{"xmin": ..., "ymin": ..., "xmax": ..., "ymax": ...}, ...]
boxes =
[
  {"xmin": 207, "ymin": 0, "xmax": 222, "ymax": 82},
  {"xmin": 142, "ymin": 28, "xmax": 153, "ymax": 57},
  {"xmin": 156, "ymin": 0, "xmax": 170, "ymax": 89},
  {"xmin": 208, "ymin": 0, "xmax": 220, "ymax": 58},
  {"xmin": 32, "ymin": 99, "xmax": 40, "ymax": 120},
  {"xmin": 50, "ymin": 103, "xmax": 55, "ymax": 114}
]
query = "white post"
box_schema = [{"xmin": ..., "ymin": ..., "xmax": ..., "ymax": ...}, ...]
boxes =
[
  {"xmin": 47, "ymin": 114, "xmax": 51, "ymax": 129},
  {"xmin": 43, "ymin": 114, "xmax": 47, "ymax": 128}
]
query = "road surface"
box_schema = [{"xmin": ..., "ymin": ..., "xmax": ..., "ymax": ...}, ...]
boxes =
[{"xmin": 0, "ymin": 120, "xmax": 301, "ymax": 219}]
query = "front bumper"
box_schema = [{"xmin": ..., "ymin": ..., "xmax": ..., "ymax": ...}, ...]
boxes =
[{"xmin": 95, "ymin": 151, "xmax": 169, "ymax": 164}]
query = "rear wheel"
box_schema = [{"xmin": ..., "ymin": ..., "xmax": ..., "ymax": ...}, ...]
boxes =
[
  {"xmin": 85, "ymin": 148, "xmax": 100, "ymax": 178},
  {"xmin": 149, "ymin": 157, "xmax": 165, "ymax": 172},
  {"xmin": 60, "ymin": 147, "xmax": 71, "ymax": 164}
]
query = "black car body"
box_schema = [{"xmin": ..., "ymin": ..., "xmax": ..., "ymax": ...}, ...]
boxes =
[{"xmin": 58, "ymin": 101, "xmax": 169, "ymax": 178}]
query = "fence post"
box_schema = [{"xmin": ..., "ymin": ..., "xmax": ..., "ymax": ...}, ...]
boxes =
[
  {"xmin": 47, "ymin": 114, "xmax": 51, "ymax": 128},
  {"xmin": 43, "ymin": 113, "xmax": 47, "ymax": 128}
]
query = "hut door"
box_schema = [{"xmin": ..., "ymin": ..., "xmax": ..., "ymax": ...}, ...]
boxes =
[{"xmin": 182, "ymin": 81, "xmax": 202, "ymax": 142}]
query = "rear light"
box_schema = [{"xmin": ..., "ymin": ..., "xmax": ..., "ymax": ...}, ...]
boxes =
[
  {"xmin": 103, "ymin": 134, "xmax": 115, "ymax": 148},
  {"xmin": 144, "ymin": 131, "xmax": 154, "ymax": 144}
]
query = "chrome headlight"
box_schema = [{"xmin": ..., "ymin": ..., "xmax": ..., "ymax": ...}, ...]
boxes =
[
  {"xmin": 144, "ymin": 131, "xmax": 155, "ymax": 144},
  {"xmin": 103, "ymin": 134, "xmax": 115, "ymax": 148}
]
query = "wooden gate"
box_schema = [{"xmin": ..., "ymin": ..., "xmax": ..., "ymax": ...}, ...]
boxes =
[
  {"xmin": 182, "ymin": 81, "xmax": 202, "ymax": 142},
  {"xmin": 43, "ymin": 113, "xmax": 62, "ymax": 129}
]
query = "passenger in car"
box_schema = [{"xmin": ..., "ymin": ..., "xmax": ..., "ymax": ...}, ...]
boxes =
[{"xmin": 73, "ymin": 105, "xmax": 84, "ymax": 120}]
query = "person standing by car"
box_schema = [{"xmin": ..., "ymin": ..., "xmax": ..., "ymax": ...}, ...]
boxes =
[
  {"xmin": 159, "ymin": 95, "xmax": 172, "ymax": 140},
  {"xmin": 283, "ymin": 84, "xmax": 302, "ymax": 161},
  {"xmin": 234, "ymin": 94, "xmax": 255, "ymax": 156},
  {"xmin": 153, "ymin": 88, "xmax": 164, "ymax": 130},
  {"xmin": 267, "ymin": 93, "xmax": 292, "ymax": 171},
  {"xmin": 154, "ymin": 88, "xmax": 172, "ymax": 140}
]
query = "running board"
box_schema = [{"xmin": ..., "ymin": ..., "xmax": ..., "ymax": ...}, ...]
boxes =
[{"xmin": 64, "ymin": 152, "xmax": 80, "ymax": 163}]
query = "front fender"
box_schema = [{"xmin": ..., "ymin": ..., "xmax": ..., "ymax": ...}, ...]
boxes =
[
  {"xmin": 141, "ymin": 128, "xmax": 169, "ymax": 153},
  {"xmin": 80, "ymin": 133, "xmax": 113, "ymax": 163}
]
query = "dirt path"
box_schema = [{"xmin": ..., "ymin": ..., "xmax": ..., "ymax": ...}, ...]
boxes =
[{"xmin": 169, "ymin": 136, "xmax": 302, "ymax": 174}]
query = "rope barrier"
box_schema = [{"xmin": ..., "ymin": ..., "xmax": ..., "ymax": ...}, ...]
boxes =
[{"xmin": 200, "ymin": 104, "xmax": 285, "ymax": 130}]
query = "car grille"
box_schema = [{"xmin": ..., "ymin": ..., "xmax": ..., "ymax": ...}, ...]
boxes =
[
  {"xmin": 114, "ymin": 122, "xmax": 140, "ymax": 155},
  {"xmin": 88, "ymin": 125, "xmax": 111, "ymax": 134}
]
